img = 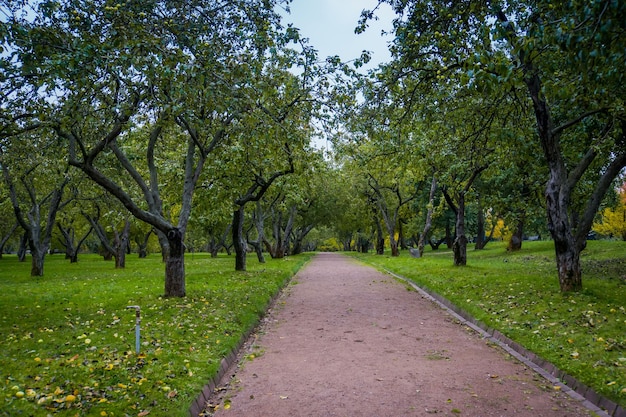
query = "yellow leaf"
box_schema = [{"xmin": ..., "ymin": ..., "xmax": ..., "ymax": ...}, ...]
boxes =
[
  {"xmin": 224, "ymin": 403, "xmax": 231, "ymax": 410},
  {"xmin": 553, "ymin": 385, "xmax": 561, "ymax": 391}
]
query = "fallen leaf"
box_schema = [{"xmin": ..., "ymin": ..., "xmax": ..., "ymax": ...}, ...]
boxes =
[
  {"xmin": 280, "ymin": 395, "xmax": 289, "ymax": 400},
  {"xmin": 138, "ymin": 411, "xmax": 151, "ymax": 417}
]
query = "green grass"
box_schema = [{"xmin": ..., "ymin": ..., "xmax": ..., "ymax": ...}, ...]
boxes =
[
  {"xmin": 351, "ymin": 240, "xmax": 626, "ymax": 407},
  {"xmin": 0, "ymin": 252, "xmax": 312, "ymax": 416}
]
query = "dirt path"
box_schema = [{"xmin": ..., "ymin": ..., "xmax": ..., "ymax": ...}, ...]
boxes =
[{"xmin": 207, "ymin": 253, "xmax": 599, "ymax": 417}]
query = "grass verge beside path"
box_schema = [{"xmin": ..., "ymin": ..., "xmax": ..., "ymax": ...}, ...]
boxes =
[
  {"xmin": 0, "ymin": 252, "xmax": 312, "ymax": 417},
  {"xmin": 350, "ymin": 240, "xmax": 626, "ymax": 408}
]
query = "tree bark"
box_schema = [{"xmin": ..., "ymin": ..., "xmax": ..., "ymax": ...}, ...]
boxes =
[
  {"xmin": 0, "ymin": 223, "xmax": 18, "ymax": 259},
  {"xmin": 30, "ymin": 243, "xmax": 46, "ymax": 276},
  {"xmin": 508, "ymin": 219, "xmax": 524, "ymax": 252},
  {"xmin": 249, "ymin": 200, "xmax": 266, "ymax": 263},
  {"xmin": 113, "ymin": 220, "xmax": 130, "ymax": 268},
  {"xmin": 452, "ymin": 195, "xmax": 467, "ymax": 266},
  {"xmin": 474, "ymin": 200, "xmax": 486, "ymax": 250},
  {"xmin": 290, "ymin": 224, "xmax": 314, "ymax": 255},
  {"xmin": 86, "ymin": 213, "xmax": 130, "ymax": 269},
  {"xmin": 17, "ymin": 232, "xmax": 28, "ymax": 262},
  {"xmin": 398, "ymin": 220, "xmax": 408, "ymax": 250},
  {"xmin": 374, "ymin": 216, "xmax": 385, "ymax": 255},
  {"xmin": 233, "ymin": 206, "xmax": 247, "ymax": 271},
  {"xmin": 136, "ymin": 229, "xmax": 153, "ymax": 258},
  {"xmin": 164, "ymin": 228, "xmax": 185, "ymax": 297},
  {"xmin": 418, "ymin": 176, "xmax": 437, "ymax": 257},
  {"xmin": 443, "ymin": 188, "xmax": 468, "ymax": 266},
  {"xmin": 57, "ymin": 223, "xmax": 93, "ymax": 263}
]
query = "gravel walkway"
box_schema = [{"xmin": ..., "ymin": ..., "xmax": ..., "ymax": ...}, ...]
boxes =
[{"xmin": 207, "ymin": 253, "xmax": 600, "ymax": 417}]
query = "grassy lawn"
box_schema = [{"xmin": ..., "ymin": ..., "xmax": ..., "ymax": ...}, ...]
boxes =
[
  {"xmin": 0, "ymin": 252, "xmax": 312, "ymax": 417},
  {"xmin": 350, "ymin": 240, "xmax": 626, "ymax": 408}
]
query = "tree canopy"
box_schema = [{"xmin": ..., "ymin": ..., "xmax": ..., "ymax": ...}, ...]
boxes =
[{"xmin": 1, "ymin": 0, "xmax": 624, "ymax": 295}]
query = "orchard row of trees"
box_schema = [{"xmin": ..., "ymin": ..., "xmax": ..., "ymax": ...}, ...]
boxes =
[
  {"xmin": 0, "ymin": 0, "xmax": 356, "ymax": 296},
  {"xmin": 1, "ymin": 0, "xmax": 625, "ymax": 297},
  {"xmin": 337, "ymin": 0, "xmax": 626, "ymax": 293}
]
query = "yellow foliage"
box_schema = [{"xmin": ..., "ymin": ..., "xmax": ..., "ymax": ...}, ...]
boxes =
[
  {"xmin": 593, "ymin": 184, "xmax": 626, "ymax": 240},
  {"xmin": 486, "ymin": 215, "xmax": 511, "ymax": 241},
  {"xmin": 593, "ymin": 205, "xmax": 626, "ymax": 241}
]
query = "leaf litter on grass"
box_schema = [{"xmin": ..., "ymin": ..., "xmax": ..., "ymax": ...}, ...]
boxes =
[
  {"xmin": 352, "ymin": 240, "xmax": 626, "ymax": 407},
  {"xmin": 1, "ymin": 253, "xmax": 311, "ymax": 416}
]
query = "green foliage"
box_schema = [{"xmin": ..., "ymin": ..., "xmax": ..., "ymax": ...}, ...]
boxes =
[
  {"xmin": 352, "ymin": 240, "xmax": 626, "ymax": 406},
  {"xmin": 0, "ymin": 252, "xmax": 311, "ymax": 416}
]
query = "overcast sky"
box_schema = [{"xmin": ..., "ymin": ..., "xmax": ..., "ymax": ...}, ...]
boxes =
[{"xmin": 280, "ymin": 0, "xmax": 396, "ymax": 70}]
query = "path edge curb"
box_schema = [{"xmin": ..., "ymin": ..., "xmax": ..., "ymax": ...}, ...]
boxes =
[{"xmin": 385, "ymin": 268, "xmax": 624, "ymax": 417}]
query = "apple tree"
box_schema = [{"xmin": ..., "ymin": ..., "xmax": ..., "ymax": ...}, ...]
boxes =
[
  {"xmin": 364, "ymin": 0, "xmax": 626, "ymax": 291},
  {"xmin": 1, "ymin": 0, "xmax": 301, "ymax": 296}
]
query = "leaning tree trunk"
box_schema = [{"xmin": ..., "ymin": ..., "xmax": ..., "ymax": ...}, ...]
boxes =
[
  {"xmin": 232, "ymin": 206, "xmax": 247, "ymax": 271},
  {"xmin": 164, "ymin": 228, "xmax": 186, "ymax": 297},
  {"xmin": 0, "ymin": 223, "xmax": 18, "ymax": 260}
]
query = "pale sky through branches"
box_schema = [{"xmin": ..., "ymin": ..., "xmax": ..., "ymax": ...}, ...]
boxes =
[{"xmin": 281, "ymin": 0, "xmax": 395, "ymax": 70}]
